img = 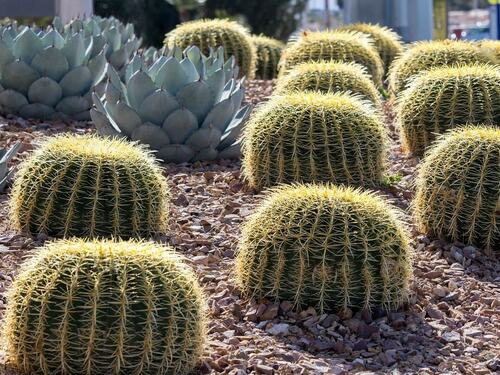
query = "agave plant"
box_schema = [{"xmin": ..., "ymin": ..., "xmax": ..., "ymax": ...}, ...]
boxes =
[
  {"xmin": 0, "ymin": 142, "xmax": 21, "ymax": 192},
  {"xmin": 0, "ymin": 26, "xmax": 107, "ymax": 120},
  {"xmin": 92, "ymin": 46, "xmax": 251, "ymax": 163}
]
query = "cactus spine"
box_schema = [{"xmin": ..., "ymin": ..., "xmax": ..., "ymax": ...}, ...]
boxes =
[{"xmin": 252, "ymin": 35, "xmax": 284, "ymax": 80}]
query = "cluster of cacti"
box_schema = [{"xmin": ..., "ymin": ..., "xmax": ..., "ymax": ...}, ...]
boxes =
[
  {"xmin": 388, "ymin": 40, "xmax": 494, "ymax": 94},
  {"xmin": 236, "ymin": 184, "xmax": 412, "ymax": 312},
  {"xmin": 92, "ymin": 46, "xmax": 250, "ymax": 163},
  {"xmin": 10, "ymin": 134, "xmax": 169, "ymax": 238},
  {"xmin": 278, "ymin": 30, "xmax": 384, "ymax": 87},
  {"xmin": 242, "ymin": 91, "xmax": 387, "ymax": 190},
  {"xmin": 414, "ymin": 126, "xmax": 499, "ymax": 255},
  {"xmin": 0, "ymin": 26, "xmax": 106, "ymax": 120},
  {"xmin": 0, "ymin": 141, "xmax": 20, "ymax": 192},
  {"xmin": 251, "ymin": 35, "xmax": 284, "ymax": 80},
  {"xmin": 275, "ymin": 61, "xmax": 381, "ymax": 107},
  {"xmin": 396, "ymin": 64, "xmax": 500, "ymax": 156},
  {"xmin": 3, "ymin": 239, "xmax": 205, "ymax": 375},
  {"xmin": 164, "ymin": 19, "xmax": 256, "ymax": 78},
  {"xmin": 479, "ymin": 39, "xmax": 500, "ymax": 63}
]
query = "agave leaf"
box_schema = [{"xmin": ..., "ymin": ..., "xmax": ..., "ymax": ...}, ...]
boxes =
[
  {"xmin": 40, "ymin": 29, "xmax": 65, "ymax": 49},
  {"xmin": 155, "ymin": 57, "xmax": 189, "ymax": 95},
  {"xmin": 180, "ymin": 57, "xmax": 200, "ymax": 82},
  {"xmin": 109, "ymin": 101, "xmax": 142, "ymax": 136},
  {"xmin": 52, "ymin": 16, "xmax": 64, "ymax": 33},
  {"xmin": 206, "ymin": 54, "xmax": 224, "ymax": 76},
  {"xmin": 147, "ymin": 55, "xmax": 167, "ymax": 79},
  {"xmin": 55, "ymin": 96, "xmax": 91, "ymax": 115},
  {"xmin": 193, "ymin": 147, "xmax": 218, "ymax": 162},
  {"xmin": 0, "ymin": 39, "xmax": 15, "ymax": 71},
  {"xmin": 104, "ymin": 27, "xmax": 121, "ymax": 51},
  {"xmin": 83, "ymin": 36, "xmax": 94, "ymax": 63},
  {"xmin": 61, "ymin": 33, "xmax": 86, "ymax": 68},
  {"xmin": 71, "ymin": 110, "xmax": 91, "ymax": 121},
  {"xmin": 59, "ymin": 66, "xmax": 92, "ymax": 96},
  {"xmin": 12, "ymin": 28, "xmax": 44, "ymax": 63},
  {"xmin": 185, "ymin": 45, "xmax": 204, "ymax": 77},
  {"xmin": 201, "ymin": 97, "xmax": 234, "ymax": 131},
  {"xmin": 1, "ymin": 60, "xmax": 40, "ymax": 95},
  {"xmin": 126, "ymin": 70, "xmax": 156, "ymax": 110},
  {"xmin": 157, "ymin": 145, "xmax": 195, "ymax": 164},
  {"xmin": 1, "ymin": 28, "xmax": 15, "ymax": 48},
  {"xmin": 205, "ymin": 68, "xmax": 225, "ymax": 103},
  {"xmin": 131, "ymin": 122, "xmax": 170, "ymax": 149},
  {"xmin": 176, "ymin": 81, "xmax": 213, "ymax": 121},
  {"xmin": 92, "ymin": 35, "xmax": 107, "ymax": 56},
  {"xmin": 0, "ymin": 89, "xmax": 28, "ymax": 112},
  {"xmin": 28, "ymin": 77, "xmax": 62, "ymax": 106},
  {"xmin": 125, "ymin": 54, "xmax": 143, "ymax": 82},
  {"xmin": 162, "ymin": 108, "xmax": 198, "ymax": 144},
  {"xmin": 88, "ymin": 50, "xmax": 107, "ymax": 85},
  {"xmin": 220, "ymin": 79, "xmax": 235, "ymax": 102},
  {"xmin": 109, "ymin": 48, "xmax": 128, "ymax": 70},
  {"xmin": 218, "ymin": 105, "xmax": 251, "ymax": 149},
  {"xmin": 106, "ymin": 65, "xmax": 125, "ymax": 95},
  {"xmin": 31, "ymin": 47, "xmax": 69, "ymax": 81},
  {"xmin": 139, "ymin": 90, "xmax": 179, "ymax": 126},
  {"xmin": 124, "ymin": 39, "xmax": 138, "ymax": 56},
  {"xmin": 92, "ymin": 92, "xmax": 121, "ymax": 133},
  {"xmin": 186, "ymin": 127, "xmax": 222, "ymax": 152},
  {"xmin": 218, "ymin": 141, "xmax": 241, "ymax": 159},
  {"xmin": 104, "ymin": 80, "xmax": 122, "ymax": 105},
  {"xmin": 19, "ymin": 103, "xmax": 55, "ymax": 119},
  {"xmin": 230, "ymin": 84, "xmax": 245, "ymax": 111},
  {"xmin": 90, "ymin": 108, "xmax": 122, "ymax": 136},
  {"xmin": 0, "ymin": 141, "xmax": 21, "ymax": 164}
]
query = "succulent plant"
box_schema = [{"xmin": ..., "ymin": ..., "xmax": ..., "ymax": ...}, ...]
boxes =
[
  {"xmin": 388, "ymin": 40, "xmax": 494, "ymax": 94},
  {"xmin": 3, "ymin": 239, "xmax": 205, "ymax": 374},
  {"xmin": 251, "ymin": 35, "xmax": 284, "ymax": 80},
  {"xmin": 0, "ymin": 26, "xmax": 107, "ymax": 120},
  {"xmin": 0, "ymin": 141, "xmax": 21, "ymax": 192},
  {"xmin": 242, "ymin": 91, "xmax": 387, "ymax": 190},
  {"xmin": 479, "ymin": 39, "xmax": 500, "ymax": 63},
  {"xmin": 164, "ymin": 19, "xmax": 256, "ymax": 79},
  {"xmin": 275, "ymin": 61, "xmax": 382, "ymax": 107},
  {"xmin": 396, "ymin": 64, "xmax": 500, "ymax": 156},
  {"xmin": 414, "ymin": 126, "xmax": 499, "ymax": 255},
  {"xmin": 236, "ymin": 183, "xmax": 412, "ymax": 313},
  {"xmin": 91, "ymin": 46, "xmax": 251, "ymax": 163},
  {"xmin": 278, "ymin": 30, "xmax": 384, "ymax": 87},
  {"xmin": 10, "ymin": 134, "xmax": 169, "ymax": 238}
]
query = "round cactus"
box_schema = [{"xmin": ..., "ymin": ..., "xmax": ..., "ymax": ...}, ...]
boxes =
[
  {"xmin": 388, "ymin": 40, "xmax": 494, "ymax": 94},
  {"xmin": 10, "ymin": 134, "xmax": 169, "ymax": 238},
  {"xmin": 279, "ymin": 30, "xmax": 384, "ymax": 87},
  {"xmin": 236, "ymin": 184, "xmax": 412, "ymax": 313},
  {"xmin": 164, "ymin": 19, "xmax": 256, "ymax": 78},
  {"xmin": 3, "ymin": 239, "xmax": 205, "ymax": 374},
  {"xmin": 396, "ymin": 64, "xmax": 500, "ymax": 156},
  {"xmin": 242, "ymin": 91, "xmax": 388, "ymax": 190},
  {"xmin": 251, "ymin": 35, "xmax": 284, "ymax": 80},
  {"xmin": 336, "ymin": 23, "xmax": 403, "ymax": 76},
  {"xmin": 414, "ymin": 126, "xmax": 499, "ymax": 255},
  {"xmin": 479, "ymin": 39, "xmax": 500, "ymax": 63},
  {"xmin": 275, "ymin": 61, "xmax": 382, "ymax": 107}
]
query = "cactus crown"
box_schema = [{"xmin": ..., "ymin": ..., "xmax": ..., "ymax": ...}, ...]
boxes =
[
  {"xmin": 10, "ymin": 134, "xmax": 169, "ymax": 238},
  {"xmin": 396, "ymin": 63, "xmax": 500, "ymax": 156},
  {"xmin": 275, "ymin": 61, "xmax": 382, "ymax": 107},
  {"xmin": 242, "ymin": 91, "xmax": 388, "ymax": 190},
  {"xmin": 414, "ymin": 126, "xmax": 500, "ymax": 255},
  {"xmin": 3, "ymin": 239, "xmax": 205, "ymax": 375},
  {"xmin": 236, "ymin": 183, "xmax": 412, "ymax": 313},
  {"xmin": 251, "ymin": 35, "xmax": 284, "ymax": 80}
]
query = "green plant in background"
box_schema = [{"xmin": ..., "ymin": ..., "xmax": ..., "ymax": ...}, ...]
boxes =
[
  {"xmin": 236, "ymin": 183, "xmax": 412, "ymax": 313},
  {"xmin": 252, "ymin": 35, "xmax": 284, "ymax": 80},
  {"xmin": 279, "ymin": 30, "xmax": 384, "ymax": 87},
  {"xmin": 0, "ymin": 141, "xmax": 21, "ymax": 193},
  {"xmin": 3, "ymin": 239, "xmax": 205, "ymax": 374},
  {"xmin": 479, "ymin": 40, "xmax": 500, "ymax": 63},
  {"xmin": 242, "ymin": 91, "xmax": 387, "ymax": 190},
  {"xmin": 275, "ymin": 61, "xmax": 382, "ymax": 107},
  {"xmin": 414, "ymin": 126, "xmax": 499, "ymax": 255},
  {"xmin": 92, "ymin": 46, "xmax": 250, "ymax": 163},
  {"xmin": 388, "ymin": 40, "xmax": 494, "ymax": 94},
  {"xmin": 10, "ymin": 134, "xmax": 169, "ymax": 238},
  {"xmin": 396, "ymin": 64, "xmax": 500, "ymax": 156},
  {"xmin": 164, "ymin": 19, "xmax": 257, "ymax": 78},
  {"xmin": 0, "ymin": 27, "xmax": 107, "ymax": 120}
]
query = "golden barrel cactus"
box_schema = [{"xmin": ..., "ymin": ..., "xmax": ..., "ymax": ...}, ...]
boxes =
[{"xmin": 252, "ymin": 35, "xmax": 284, "ymax": 79}]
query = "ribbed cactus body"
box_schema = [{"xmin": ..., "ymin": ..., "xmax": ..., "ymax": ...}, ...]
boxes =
[
  {"xmin": 164, "ymin": 19, "xmax": 256, "ymax": 78},
  {"xmin": 10, "ymin": 134, "xmax": 168, "ymax": 238},
  {"xmin": 275, "ymin": 61, "xmax": 381, "ymax": 107},
  {"xmin": 414, "ymin": 126, "xmax": 500, "ymax": 255},
  {"xmin": 479, "ymin": 40, "xmax": 500, "ymax": 63},
  {"xmin": 236, "ymin": 184, "xmax": 412, "ymax": 313},
  {"xmin": 3, "ymin": 239, "xmax": 205, "ymax": 375},
  {"xmin": 279, "ymin": 31, "xmax": 384, "ymax": 87},
  {"xmin": 242, "ymin": 92, "xmax": 387, "ymax": 190},
  {"xmin": 252, "ymin": 35, "xmax": 284, "ymax": 80},
  {"xmin": 0, "ymin": 141, "xmax": 21, "ymax": 192},
  {"xmin": 397, "ymin": 64, "xmax": 500, "ymax": 156}
]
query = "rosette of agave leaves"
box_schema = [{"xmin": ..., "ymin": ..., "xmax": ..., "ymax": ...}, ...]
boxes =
[{"xmin": 91, "ymin": 46, "xmax": 251, "ymax": 163}]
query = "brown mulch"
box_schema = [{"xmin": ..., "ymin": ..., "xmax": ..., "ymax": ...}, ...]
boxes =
[{"xmin": 0, "ymin": 80, "xmax": 499, "ymax": 375}]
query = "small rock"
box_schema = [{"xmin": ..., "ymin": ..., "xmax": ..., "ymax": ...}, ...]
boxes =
[
  {"xmin": 256, "ymin": 364, "xmax": 274, "ymax": 374},
  {"xmin": 450, "ymin": 246, "xmax": 464, "ymax": 263},
  {"xmin": 426, "ymin": 306, "xmax": 444, "ymax": 319},
  {"xmin": 433, "ymin": 286, "xmax": 448, "ymax": 298},
  {"xmin": 462, "ymin": 245, "xmax": 477, "ymax": 259},
  {"xmin": 442, "ymin": 331, "xmax": 461, "ymax": 343},
  {"xmin": 266, "ymin": 323, "xmax": 289, "ymax": 336},
  {"xmin": 260, "ymin": 304, "xmax": 279, "ymax": 321}
]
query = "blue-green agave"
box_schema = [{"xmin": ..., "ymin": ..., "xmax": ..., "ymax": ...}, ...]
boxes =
[
  {"xmin": 91, "ymin": 46, "xmax": 251, "ymax": 163},
  {"xmin": 0, "ymin": 141, "xmax": 21, "ymax": 192}
]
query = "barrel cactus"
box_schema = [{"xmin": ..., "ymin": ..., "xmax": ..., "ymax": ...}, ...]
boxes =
[
  {"xmin": 10, "ymin": 134, "xmax": 169, "ymax": 238},
  {"xmin": 388, "ymin": 40, "xmax": 494, "ymax": 94},
  {"xmin": 3, "ymin": 239, "xmax": 205, "ymax": 374},
  {"xmin": 275, "ymin": 61, "xmax": 382, "ymax": 107},
  {"xmin": 242, "ymin": 91, "xmax": 387, "ymax": 190},
  {"xmin": 0, "ymin": 141, "xmax": 20, "ymax": 192},
  {"xmin": 278, "ymin": 30, "xmax": 384, "ymax": 87},
  {"xmin": 414, "ymin": 126, "xmax": 499, "ymax": 255},
  {"xmin": 236, "ymin": 184, "xmax": 412, "ymax": 313},
  {"xmin": 479, "ymin": 40, "xmax": 500, "ymax": 63},
  {"xmin": 251, "ymin": 35, "xmax": 284, "ymax": 80},
  {"xmin": 164, "ymin": 19, "xmax": 256, "ymax": 78},
  {"xmin": 396, "ymin": 64, "xmax": 500, "ymax": 156},
  {"xmin": 0, "ymin": 26, "xmax": 106, "ymax": 120},
  {"xmin": 91, "ymin": 46, "xmax": 251, "ymax": 163}
]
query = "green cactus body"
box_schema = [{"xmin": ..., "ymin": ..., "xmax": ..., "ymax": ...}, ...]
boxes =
[
  {"xmin": 242, "ymin": 91, "xmax": 387, "ymax": 190},
  {"xmin": 10, "ymin": 134, "xmax": 169, "ymax": 238},
  {"xmin": 236, "ymin": 184, "xmax": 412, "ymax": 313},
  {"xmin": 396, "ymin": 64, "xmax": 500, "ymax": 156},
  {"xmin": 414, "ymin": 126, "xmax": 500, "ymax": 255},
  {"xmin": 164, "ymin": 19, "xmax": 256, "ymax": 79},
  {"xmin": 388, "ymin": 40, "xmax": 494, "ymax": 94},
  {"xmin": 479, "ymin": 40, "xmax": 500, "ymax": 63},
  {"xmin": 252, "ymin": 35, "xmax": 284, "ymax": 80},
  {"xmin": 278, "ymin": 30, "xmax": 384, "ymax": 87},
  {"xmin": 275, "ymin": 61, "xmax": 382, "ymax": 107},
  {"xmin": 3, "ymin": 239, "xmax": 205, "ymax": 374},
  {"xmin": 0, "ymin": 141, "xmax": 21, "ymax": 192}
]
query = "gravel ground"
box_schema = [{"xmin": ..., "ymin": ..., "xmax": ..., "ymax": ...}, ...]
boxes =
[{"xmin": 0, "ymin": 80, "xmax": 499, "ymax": 375}]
